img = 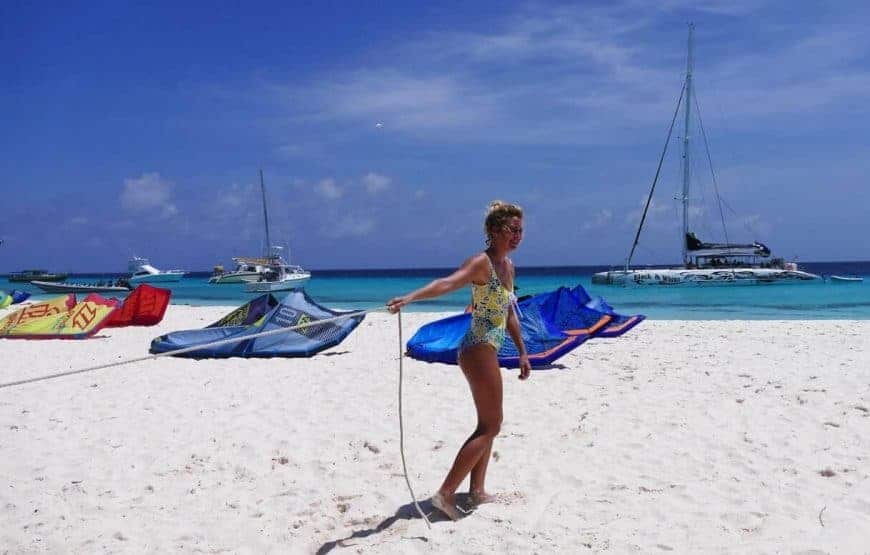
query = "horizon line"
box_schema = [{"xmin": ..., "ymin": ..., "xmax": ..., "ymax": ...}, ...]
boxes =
[{"xmin": 3, "ymin": 259, "xmax": 869, "ymax": 277}]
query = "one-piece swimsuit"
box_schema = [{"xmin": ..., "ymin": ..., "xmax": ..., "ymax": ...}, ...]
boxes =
[{"xmin": 458, "ymin": 257, "xmax": 513, "ymax": 354}]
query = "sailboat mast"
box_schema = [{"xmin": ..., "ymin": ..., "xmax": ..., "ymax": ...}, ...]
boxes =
[
  {"xmin": 259, "ymin": 169, "xmax": 272, "ymax": 255},
  {"xmin": 680, "ymin": 23, "xmax": 694, "ymax": 267}
]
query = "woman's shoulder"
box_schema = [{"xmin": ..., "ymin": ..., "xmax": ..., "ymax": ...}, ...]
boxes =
[
  {"xmin": 461, "ymin": 252, "xmax": 490, "ymax": 268},
  {"xmin": 458, "ymin": 252, "xmax": 492, "ymax": 280}
]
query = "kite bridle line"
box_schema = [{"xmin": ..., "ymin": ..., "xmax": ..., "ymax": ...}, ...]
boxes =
[{"xmin": 0, "ymin": 303, "xmax": 432, "ymax": 528}]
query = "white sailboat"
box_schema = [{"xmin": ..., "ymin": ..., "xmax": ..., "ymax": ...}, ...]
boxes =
[
  {"xmin": 593, "ymin": 25, "xmax": 820, "ymax": 287},
  {"xmin": 207, "ymin": 262, "xmax": 261, "ymax": 284},
  {"xmin": 208, "ymin": 170, "xmax": 311, "ymax": 291},
  {"xmin": 243, "ymin": 246, "xmax": 311, "ymax": 293}
]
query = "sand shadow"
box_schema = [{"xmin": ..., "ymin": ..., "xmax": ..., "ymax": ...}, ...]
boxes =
[
  {"xmin": 316, "ymin": 494, "xmax": 475, "ymax": 554},
  {"xmin": 322, "ymin": 350, "xmax": 351, "ymax": 357},
  {"xmin": 530, "ymin": 363, "xmax": 568, "ymax": 371}
]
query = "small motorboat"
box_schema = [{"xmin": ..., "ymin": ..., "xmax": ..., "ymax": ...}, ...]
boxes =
[
  {"xmin": 829, "ymin": 275, "xmax": 864, "ymax": 283},
  {"xmin": 31, "ymin": 280, "xmax": 132, "ymax": 294},
  {"xmin": 7, "ymin": 269, "xmax": 69, "ymax": 282},
  {"xmin": 128, "ymin": 257, "xmax": 186, "ymax": 284}
]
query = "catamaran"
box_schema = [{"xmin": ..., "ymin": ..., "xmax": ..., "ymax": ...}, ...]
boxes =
[
  {"xmin": 593, "ymin": 25, "xmax": 820, "ymax": 286},
  {"xmin": 208, "ymin": 170, "xmax": 311, "ymax": 291}
]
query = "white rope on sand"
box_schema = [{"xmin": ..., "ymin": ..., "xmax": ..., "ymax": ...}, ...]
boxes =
[
  {"xmin": 0, "ymin": 307, "xmax": 379, "ymax": 389},
  {"xmin": 397, "ymin": 310, "xmax": 432, "ymax": 528},
  {"xmin": 0, "ymin": 304, "xmax": 432, "ymax": 530}
]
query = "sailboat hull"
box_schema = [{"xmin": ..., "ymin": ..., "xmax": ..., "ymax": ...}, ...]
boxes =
[
  {"xmin": 244, "ymin": 273, "xmax": 311, "ymax": 292},
  {"xmin": 208, "ymin": 272, "xmax": 261, "ymax": 284},
  {"xmin": 592, "ymin": 268, "xmax": 821, "ymax": 286}
]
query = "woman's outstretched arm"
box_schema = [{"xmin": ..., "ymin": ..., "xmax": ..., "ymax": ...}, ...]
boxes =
[{"xmin": 387, "ymin": 254, "xmax": 488, "ymax": 313}]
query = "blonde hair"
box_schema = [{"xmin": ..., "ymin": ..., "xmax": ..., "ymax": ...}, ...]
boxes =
[{"xmin": 484, "ymin": 200, "xmax": 523, "ymax": 245}]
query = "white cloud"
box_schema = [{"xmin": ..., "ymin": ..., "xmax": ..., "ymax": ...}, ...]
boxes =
[
  {"xmin": 311, "ymin": 70, "xmax": 494, "ymax": 134},
  {"xmin": 625, "ymin": 198, "xmax": 675, "ymax": 230},
  {"xmin": 652, "ymin": 0, "xmax": 767, "ymax": 16},
  {"xmin": 275, "ymin": 142, "xmax": 325, "ymax": 159},
  {"xmin": 730, "ymin": 213, "xmax": 771, "ymax": 239},
  {"xmin": 315, "ymin": 178, "xmax": 343, "ymax": 200},
  {"xmin": 362, "ymin": 172, "xmax": 391, "ymax": 194},
  {"xmin": 120, "ymin": 172, "xmax": 178, "ymax": 219},
  {"xmin": 215, "ymin": 182, "xmax": 251, "ymax": 209},
  {"xmin": 322, "ymin": 217, "xmax": 375, "ymax": 238},
  {"xmin": 257, "ymin": 4, "xmax": 870, "ymax": 148},
  {"xmin": 276, "ymin": 144, "xmax": 303, "ymax": 157},
  {"xmin": 583, "ymin": 208, "xmax": 613, "ymax": 231}
]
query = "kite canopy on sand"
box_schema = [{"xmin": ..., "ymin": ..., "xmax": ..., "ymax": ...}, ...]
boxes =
[
  {"xmin": 104, "ymin": 284, "xmax": 171, "ymax": 328},
  {"xmin": 11, "ymin": 290, "xmax": 31, "ymax": 304},
  {"xmin": 406, "ymin": 284, "xmax": 644, "ymax": 368},
  {"xmin": 0, "ymin": 294, "xmax": 118, "ymax": 339},
  {"xmin": 568, "ymin": 285, "xmax": 646, "ymax": 337},
  {"xmin": 207, "ymin": 293, "xmax": 279, "ymax": 328},
  {"xmin": 149, "ymin": 290, "xmax": 365, "ymax": 358},
  {"xmin": 0, "ymin": 285, "xmax": 172, "ymax": 340}
]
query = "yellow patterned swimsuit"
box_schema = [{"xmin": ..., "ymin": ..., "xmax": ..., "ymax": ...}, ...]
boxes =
[{"xmin": 459, "ymin": 259, "xmax": 512, "ymax": 354}]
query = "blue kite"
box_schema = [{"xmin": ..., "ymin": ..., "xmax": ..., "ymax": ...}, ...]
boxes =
[
  {"xmin": 150, "ymin": 290, "xmax": 364, "ymax": 358},
  {"xmin": 406, "ymin": 284, "xmax": 643, "ymax": 368}
]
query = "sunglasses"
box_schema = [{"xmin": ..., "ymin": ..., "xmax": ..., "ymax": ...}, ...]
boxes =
[{"xmin": 503, "ymin": 225, "xmax": 524, "ymax": 235}]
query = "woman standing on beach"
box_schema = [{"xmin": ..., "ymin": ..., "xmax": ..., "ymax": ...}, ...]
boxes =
[{"xmin": 387, "ymin": 200, "xmax": 531, "ymax": 520}]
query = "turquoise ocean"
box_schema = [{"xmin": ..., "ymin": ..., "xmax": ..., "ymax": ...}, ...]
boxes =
[{"xmin": 3, "ymin": 261, "xmax": 869, "ymax": 320}]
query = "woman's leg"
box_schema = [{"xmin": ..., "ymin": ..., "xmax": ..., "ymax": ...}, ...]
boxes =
[
  {"xmin": 433, "ymin": 344, "xmax": 502, "ymax": 516},
  {"xmin": 469, "ymin": 441, "xmax": 495, "ymax": 504}
]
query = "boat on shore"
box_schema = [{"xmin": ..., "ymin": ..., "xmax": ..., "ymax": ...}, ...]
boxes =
[
  {"xmin": 128, "ymin": 257, "xmax": 186, "ymax": 284},
  {"xmin": 592, "ymin": 25, "xmax": 820, "ymax": 287},
  {"xmin": 210, "ymin": 170, "xmax": 311, "ymax": 291},
  {"xmin": 7, "ymin": 269, "xmax": 69, "ymax": 283},
  {"xmin": 31, "ymin": 280, "xmax": 132, "ymax": 294}
]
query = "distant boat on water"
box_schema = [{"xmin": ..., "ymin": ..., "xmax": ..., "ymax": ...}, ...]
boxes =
[
  {"xmin": 243, "ymin": 246, "xmax": 311, "ymax": 293},
  {"xmin": 209, "ymin": 169, "xmax": 311, "ymax": 291},
  {"xmin": 7, "ymin": 269, "xmax": 69, "ymax": 283},
  {"xmin": 209, "ymin": 258, "xmax": 270, "ymax": 284},
  {"xmin": 128, "ymin": 257, "xmax": 186, "ymax": 284},
  {"xmin": 31, "ymin": 280, "xmax": 132, "ymax": 294},
  {"xmin": 829, "ymin": 275, "xmax": 863, "ymax": 283},
  {"xmin": 592, "ymin": 25, "xmax": 820, "ymax": 287}
]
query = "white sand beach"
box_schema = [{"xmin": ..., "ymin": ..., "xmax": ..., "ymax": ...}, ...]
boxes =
[{"xmin": 1, "ymin": 305, "xmax": 868, "ymax": 553}]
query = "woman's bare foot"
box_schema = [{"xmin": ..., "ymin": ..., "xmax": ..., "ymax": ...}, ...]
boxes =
[
  {"xmin": 431, "ymin": 492, "xmax": 463, "ymax": 521},
  {"xmin": 469, "ymin": 490, "xmax": 498, "ymax": 506}
]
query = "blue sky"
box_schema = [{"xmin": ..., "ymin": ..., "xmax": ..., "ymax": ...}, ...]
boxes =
[{"xmin": 2, "ymin": 1, "xmax": 868, "ymax": 272}]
